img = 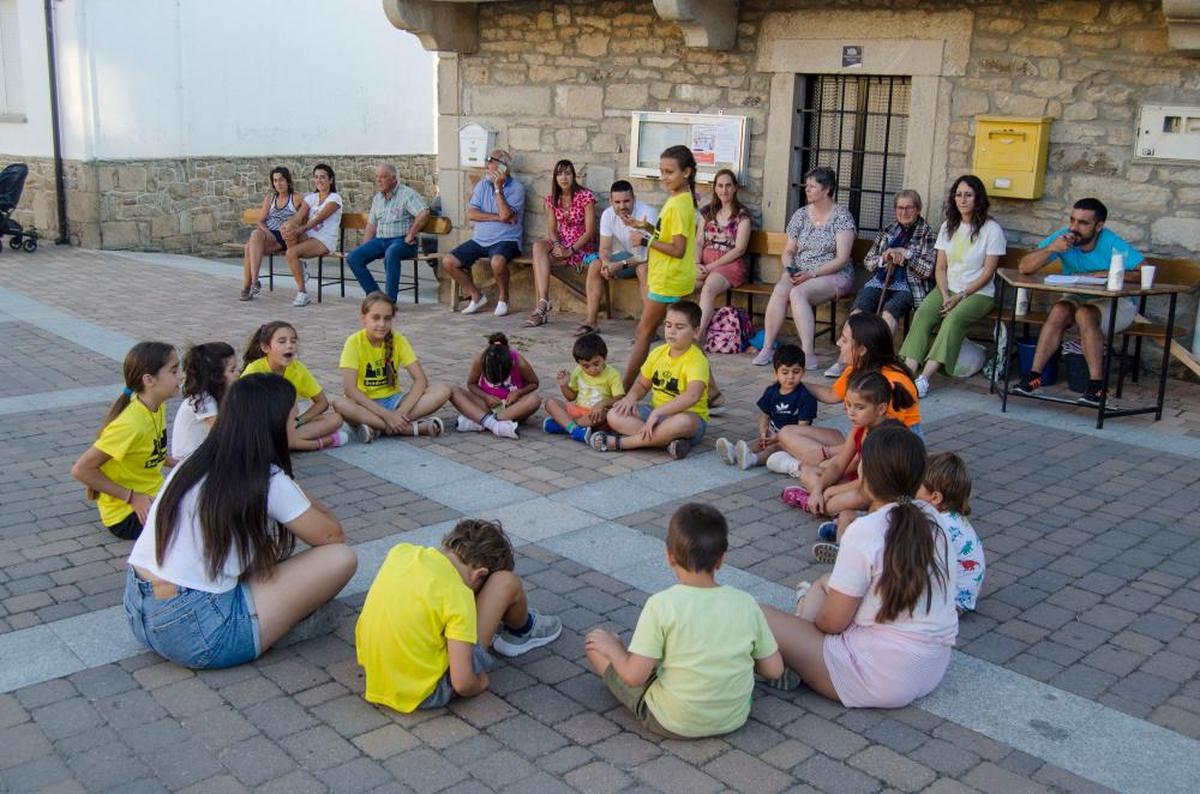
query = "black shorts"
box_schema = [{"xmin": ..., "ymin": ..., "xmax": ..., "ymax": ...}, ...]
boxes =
[
  {"xmin": 853, "ymin": 286, "xmax": 914, "ymax": 318},
  {"xmin": 269, "ymin": 229, "xmax": 288, "ymax": 251},
  {"xmin": 105, "ymin": 513, "xmax": 143, "ymax": 541},
  {"xmin": 449, "ymin": 239, "xmax": 521, "ymax": 267}
]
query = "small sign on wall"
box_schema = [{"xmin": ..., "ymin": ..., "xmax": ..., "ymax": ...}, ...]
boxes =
[{"xmin": 842, "ymin": 45, "xmax": 863, "ymax": 68}]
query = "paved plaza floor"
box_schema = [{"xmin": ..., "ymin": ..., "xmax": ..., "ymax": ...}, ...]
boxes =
[{"xmin": 1, "ymin": 247, "xmax": 1199, "ymax": 793}]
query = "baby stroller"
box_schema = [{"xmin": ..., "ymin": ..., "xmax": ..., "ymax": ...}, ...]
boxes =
[{"xmin": 0, "ymin": 163, "xmax": 37, "ymax": 253}]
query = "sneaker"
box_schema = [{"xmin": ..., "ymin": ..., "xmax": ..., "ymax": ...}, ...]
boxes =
[
  {"xmin": 543, "ymin": 417, "xmax": 566, "ymax": 435},
  {"xmin": 707, "ymin": 403, "xmax": 728, "ymax": 417},
  {"xmin": 302, "ymin": 263, "xmax": 310, "ymax": 286},
  {"xmin": 493, "ymin": 300, "xmax": 509, "ymax": 317},
  {"xmin": 462, "ymin": 295, "xmax": 489, "ymax": 315},
  {"xmin": 765, "ymin": 451, "xmax": 799, "ymax": 476},
  {"xmin": 1012, "ymin": 374, "xmax": 1042, "ymax": 396},
  {"xmin": 735, "ymin": 440, "xmax": 756, "ymax": 470},
  {"xmin": 491, "ymin": 419, "xmax": 519, "ymax": 439},
  {"xmin": 239, "ymin": 287, "xmax": 252, "ymax": 301},
  {"xmin": 752, "ymin": 349, "xmax": 774, "ymax": 366},
  {"xmin": 817, "ymin": 520, "xmax": 837, "ymax": 542},
  {"xmin": 781, "ymin": 486, "xmax": 810, "ymax": 510},
  {"xmin": 805, "ymin": 356, "xmax": 821, "ymax": 371},
  {"xmin": 456, "ymin": 415, "xmax": 484, "ymax": 433},
  {"xmin": 492, "ymin": 609, "xmax": 562, "ymax": 657},
  {"xmin": 1077, "ymin": 388, "xmax": 1105, "ymax": 408},
  {"xmin": 824, "ymin": 360, "xmax": 846, "ymax": 378},
  {"xmin": 793, "ymin": 580, "xmax": 812, "ymax": 614},
  {"xmin": 915, "ymin": 374, "xmax": 930, "ymax": 398},
  {"xmin": 667, "ymin": 439, "xmax": 692, "ymax": 460},
  {"xmin": 758, "ymin": 667, "xmax": 802, "ymax": 691},
  {"xmin": 812, "ymin": 541, "xmax": 840, "ymax": 564},
  {"xmin": 568, "ymin": 425, "xmax": 591, "ymax": 443},
  {"xmin": 251, "ymin": 279, "xmax": 262, "ymax": 296},
  {"xmin": 355, "ymin": 424, "xmax": 376, "ymax": 444},
  {"xmin": 292, "ymin": 291, "xmax": 312, "ymax": 307},
  {"xmin": 326, "ymin": 429, "xmax": 349, "ymax": 449},
  {"xmin": 715, "ymin": 437, "xmax": 736, "ymax": 466}
]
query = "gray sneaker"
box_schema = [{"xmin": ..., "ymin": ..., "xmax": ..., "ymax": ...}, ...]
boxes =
[
  {"xmin": 492, "ymin": 609, "xmax": 562, "ymax": 657},
  {"xmin": 239, "ymin": 287, "xmax": 253, "ymax": 301},
  {"xmin": 758, "ymin": 667, "xmax": 802, "ymax": 691}
]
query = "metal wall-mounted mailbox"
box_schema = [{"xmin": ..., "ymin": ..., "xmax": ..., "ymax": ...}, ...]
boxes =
[
  {"xmin": 459, "ymin": 123, "xmax": 497, "ymax": 169},
  {"xmin": 972, "ymin": 116, "xmax": 1053, "ymax": 200}
]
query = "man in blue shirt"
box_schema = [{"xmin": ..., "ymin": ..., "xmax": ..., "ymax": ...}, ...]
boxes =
[
  {"xmin": 1014, "ymin": 197, "xmax": 1145, "ymax": 406},
  {"xmin": 443, "ymin": 149, "xmax": 526, "ymax": 317}
]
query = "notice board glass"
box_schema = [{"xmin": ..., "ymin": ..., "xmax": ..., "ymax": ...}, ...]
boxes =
[{"xmin": 628, "ymin": 111, "xmax": 750, "ymax": 182}]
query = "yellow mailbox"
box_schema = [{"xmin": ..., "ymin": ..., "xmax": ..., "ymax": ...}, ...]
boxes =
[{"xmin": 972, "ymin": 116, "xmax": 1053, "ymax": 200}]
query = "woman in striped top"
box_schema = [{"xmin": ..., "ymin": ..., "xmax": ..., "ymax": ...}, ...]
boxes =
[{"xmin": 241, "ymin": 167, "xmax": 304, "ymax": 301}]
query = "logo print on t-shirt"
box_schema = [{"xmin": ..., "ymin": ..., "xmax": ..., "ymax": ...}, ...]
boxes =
[
  {"xmin": 652, "ymin": 370, "xmax": 681, "ymax": 397},
  {"xmin": 147, "ymin": 430, "xmax": 167, "ymax": 469},
  {"xmin": 363, "ymin": 359, "xmax": 388, "ymax": 389}
]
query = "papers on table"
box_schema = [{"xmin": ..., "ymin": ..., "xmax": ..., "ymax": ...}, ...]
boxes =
[{"xmin": 1044, "ymin": 274, "xmax": 1108, "ymax": 286}]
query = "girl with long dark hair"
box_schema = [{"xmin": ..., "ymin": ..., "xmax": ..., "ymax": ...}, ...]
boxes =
[
  {"xmin": 899, "ymin": 175, "xmax": 1006, "ymax": 397},
  {"xmin": 760, "ymin": 422, "xmax": 957, "ymax": 708},
  {"xmin": 449, "ymin": 332, "xmax": 541, "ymax": 439},
  {"xmin": 125, "ymin": 374, "xmax": 357, "ymax": 669}
]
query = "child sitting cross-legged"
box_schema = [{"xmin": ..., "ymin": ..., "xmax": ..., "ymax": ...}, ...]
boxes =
[
  {"xmin": 590, "ymin": 300, "xmax": 709, "ymax": 460},
  {"xmin": 543, "ymin": 332, "xmax": 624, "ymax": 443},
  {"xmin": 714, "ymin": 343, "xmax": 816, "ymax": 470},
  {"xmin": 919, "ymin": 452, "xmax": 985, "ymax": 613},
  {"xmin": 584, "ymin": 503, "xmax": 784, "ymax": 738},
  {"xmin": 355, "ymin": 519, "xmax": 562, "ymax": 713}
]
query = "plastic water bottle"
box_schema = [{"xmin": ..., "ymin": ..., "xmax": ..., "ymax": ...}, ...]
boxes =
[{"xmin": 1107, "ymin": 251, "xmax": 1125, "ymax": 291}]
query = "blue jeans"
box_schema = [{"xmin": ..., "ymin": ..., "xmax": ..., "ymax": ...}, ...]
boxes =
[
  {"xmin": 418, "ymin": 644, "xmax": 495, "ymax": 709},
  {"xmin": 346, "ymin": 236, "xmax": 418, "ymax": 302},
  {"xmin": 123, "ymin": 568, "xmax": 260, "ymax": 669}
]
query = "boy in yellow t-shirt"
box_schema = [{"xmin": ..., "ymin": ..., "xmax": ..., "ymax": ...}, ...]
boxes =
[
  {"xmin": 590, "ymin": 300, "xmax": 710, "ymax": 460},
  {"xmin": 355, "ymin": 519, "xmax": 562, "ymax": 713},
  {"xmin": 585, "ymin": 503, "xmax": 784, "ymax": 738},
  {"xmin": 543, "ymin": 332, "xmax": 625, "ymax": 443}
]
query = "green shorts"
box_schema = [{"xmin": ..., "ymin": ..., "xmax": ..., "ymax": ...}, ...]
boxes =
[{"xmin": 602, "ymin": 665, "xmax": 685, "ymax": 739}]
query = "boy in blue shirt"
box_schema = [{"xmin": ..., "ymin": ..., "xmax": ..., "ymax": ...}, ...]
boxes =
[
  {"xmin": 1014, "ymin": 197, "xmax": 1145, "ymax": 407},
  {"xmin": 716, "ymin": 344, "xmax": 818, "ymax": 470}
]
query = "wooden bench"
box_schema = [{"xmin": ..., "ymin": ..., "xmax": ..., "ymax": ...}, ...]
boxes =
[
  {"xmin": 726, "ymin": 233, "xmax": 877, "ymax": 342},
  {"xmin": 447, "ymin": 251, "xmax": 610, "ymax": 316},
  {"xmin": 226, "ymin": 209, "xmax": 452, "ymax": 303}
]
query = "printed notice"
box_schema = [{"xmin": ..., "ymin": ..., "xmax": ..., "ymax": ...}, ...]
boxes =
[
  {"xmin": 690, "ymin": 121, "xmax": 742, "ymax": 167},
  {"xmin": 842, "ymin": 45, "xmax": 863, "ymax": 68}
]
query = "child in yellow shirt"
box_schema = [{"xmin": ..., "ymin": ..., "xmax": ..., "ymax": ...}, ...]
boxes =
[
  {"xmin": 543, "ymin": 332, "xmax": 624, "ymax": 443},
  {"xmin": 355, "ymin": 519, "xmax": 562, "ymax": 713}
]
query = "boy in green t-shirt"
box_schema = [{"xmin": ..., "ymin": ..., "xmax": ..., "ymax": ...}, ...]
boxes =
[
  {"xmin": 589, "ymin": 300, "xmax": 711, "ymax": 460},
  {"xmin": 584, "ymin": 504, "xmax": 784, "ymax": 738}
]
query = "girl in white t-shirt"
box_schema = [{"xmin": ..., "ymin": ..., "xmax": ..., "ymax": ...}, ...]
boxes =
[
  {"xmin": 125, "ymin": 373, "xmax": 357, "ymax": 669},
  {"xmin": 760, "ymin": 422, "xmax": 957, "ymax": 708},
  {"xmin": 899, "ymin": 175, "xmax": 1006, "ymax": 398},
  {"xmin": 171, "ymin": 342, "xmax": 239, "ymax": 461},
  {"xmin": 281, "ymin": 163, "xmax": 343, "ymax": 307}
]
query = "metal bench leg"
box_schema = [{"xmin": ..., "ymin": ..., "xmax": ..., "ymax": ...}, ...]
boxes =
[
  {"xmin": 829, "ymin": 300, "xmax": 838, "ymax": 342},
  {"xmin": 268, "ymin": 254, "xmax": 275, "ymax": 291},
  {"xmin": 414, "ymin": 257, "xmax": 420, "ymax": 305},
  {"xmin": 340, "ymin": 258, "xmax": 346, "ymax": 298},
  {"xmin": 1115, "ymin": 335, "xmax": 1130, "ymax": 399}
]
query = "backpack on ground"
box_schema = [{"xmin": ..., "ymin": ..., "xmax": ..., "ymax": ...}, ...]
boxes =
[{"xmin": 704, "ymin": 306, "xmax": 753, "ymax": 354}]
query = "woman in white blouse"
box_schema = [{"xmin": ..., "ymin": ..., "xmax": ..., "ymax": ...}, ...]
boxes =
[
  {"xmin": 899, "ymin": 175, "xmax": 1006, "ymax": 397},
  {"xmin": 125, "ymin": 373, "xmax": 356, "ymax": 669},
  {"xmin": 281, "ymin": 163, "xmax": 344, "ymax": 307}
]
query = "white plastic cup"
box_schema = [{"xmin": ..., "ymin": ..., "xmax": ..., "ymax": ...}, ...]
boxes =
[
  {"xmin": 1107, "ymin": 252, "xmax": 1125, "ymax": 292},
  {"xmin": 1015, "ymin": 287, "xmax": 1030, "ymax": 316},
  {"xmin": 1141, "ymin": 265, "xmax": 1156, "ymax": 289}
]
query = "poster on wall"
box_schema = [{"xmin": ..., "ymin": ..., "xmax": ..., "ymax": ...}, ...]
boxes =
[{"xmin": 629, "ymin": 112, "xmax": 750, "ymax": 181}]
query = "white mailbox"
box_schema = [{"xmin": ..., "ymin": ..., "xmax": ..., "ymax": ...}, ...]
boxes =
[
  {"xmin": 1136, "ymin": 105, "xmax": 1200, "ymax": 162},
  {"xmin": 459, "ymin": 123, "xmax": 497, "ymax": 169}
]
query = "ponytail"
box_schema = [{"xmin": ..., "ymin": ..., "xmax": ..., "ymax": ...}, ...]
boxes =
[
  {"xmin": 860, "ymin": 423, "xmax": 949, "ymax": 623},
  {"xmin": 661, "ymin": 145, "xmax": 698, "ymax": 207},
  {"xmin": 244, "ymin": 321, "xmax": 295, "ymax": 368},
  {"xmin": 846, "ymin": 370, "xmax": 912, "ymax": 413},
  {"xmin": 361, "ymin": 292, "xmax": 399, "ymax": 390},
  {"xmin": 482, "ymin": 332, "xmax": 513, "ymax": 385}
]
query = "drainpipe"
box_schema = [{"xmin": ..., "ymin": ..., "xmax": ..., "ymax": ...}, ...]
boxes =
[{"xmin": 43, "ymin": 0, "xmax": 69, "ymax": 244}]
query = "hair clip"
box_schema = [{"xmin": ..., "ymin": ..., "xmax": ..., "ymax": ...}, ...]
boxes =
[{"xmin": 121, "ymin": 386, "xmax": 134, "ymax": 397}]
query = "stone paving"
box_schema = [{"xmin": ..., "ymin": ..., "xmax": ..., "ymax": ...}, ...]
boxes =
[{"xmin": 1, "ymin": 247, "xmax": 1199, "ymax": 792}]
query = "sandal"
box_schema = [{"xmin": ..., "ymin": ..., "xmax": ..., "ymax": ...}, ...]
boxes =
[
  {"xmin": 589, "ymin": 431, "xmax": 617, "ymax": 452},
  {"xmin": 524, "ymin": 299, "xmax": 551, "ymax": 328},
  {"xmin": 793, "ymin": 580, "xmax": 812, "ymax": 615},
  {"xmin": 781, "ymin": 486, "xmax": 810, "ymax": 511},
  {"xmin": 412, "ymin": 417, "xmax": 444, "ymax": 437},
  {"xmin": 667, "ymin": 439, "xmax": 692, "ymax": 460},
  {"xmin": 574, "ymin": 323, "xmax": 598, "ymax": 337}
]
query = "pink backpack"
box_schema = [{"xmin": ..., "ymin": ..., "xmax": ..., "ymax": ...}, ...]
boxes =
[{"xmin": 704, "ymin": 306, "xmax": 753, "ymax": 354}]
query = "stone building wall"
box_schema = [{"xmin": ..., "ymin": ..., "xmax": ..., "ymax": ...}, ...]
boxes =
[
  {"xmin": 0, "ymin": 154, "xmax": 438, "ymax": 255},
  {"xmin": 448, "ymin": 0, "xmax": 1199, "ymax": 258}
]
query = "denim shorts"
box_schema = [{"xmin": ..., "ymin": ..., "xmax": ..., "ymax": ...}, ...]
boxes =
[
  {"xmin": 373, "ymin": 393, "xmax": 404, "ymax": 411},
  {"xmin": 909, "ymin": 423, "xmax": 925, "ymax": 442},
  {"xmin": 418, "ymin": 643, "xmax": 495, "ymax": 709},
  {"xmin": 123, "ymin": 568, "xmax": 261, "ymax": 669},
  {"xmin": 637, "ymin": 404, "xmax": 707, "ymax": 446}
]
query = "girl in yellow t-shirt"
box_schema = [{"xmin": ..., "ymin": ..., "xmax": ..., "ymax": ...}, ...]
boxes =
[
  {"xmin": 332, "ymin": 292, "xmax": 452, "ymax": 443},
  {"xmin": 621, "ymin": 145, "xmax": 699, "ymax": 390},
  {"xmin": 71, "ymin": 341, "xmax": 180, "ymax": 540},
  {"xmin": 242, "ymin": 321, "xmax": 346, "ymax": 451}
]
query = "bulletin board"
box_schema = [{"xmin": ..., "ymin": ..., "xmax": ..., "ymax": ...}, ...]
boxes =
[{"xmin": 628, "ymin": 111, "xmax": 750, "ymax": 182}]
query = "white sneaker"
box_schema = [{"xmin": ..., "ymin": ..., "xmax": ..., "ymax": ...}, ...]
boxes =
[
  {"xmin": 251, "ymin": 279, "xmax": 262, "ymax": 296},
  {"xmin": 355, "ymin": 423, "xmax": 376, "ymax": 444},
  {"xmin": 805, "ymin": 356, "xmax": 821, "ymax": 371},
  {"xmin": 327, "ymin": 429, "xmax": 349, "ymax": 448},
  {"xmin": 493, "ymin": 300, "xmax": 509, "ymax": 317},
  {"xmin": 766, "ymin": 451, "xmax": 799, "ymax": 476},
  {"xmin": 462, "ymin": 295, "xmax": 488, "ymax": 315},
  {"xmin": 824, "ymin": 360, "xmax": 846, "ymax": 378},
  {"xmin": 915, "ymin": 375, "xmax": 930, "ymax": 398},
  {"xmin": 735, "ymin": 440, "xmax": 757, "ymax": 470},
  {"xmin": 292, "ymin": 291, "xmax": 312, "ymax": 307},
  {"xmin": 715, "ymin": 437, "xmax": 736, "ymax": 466},
  {"xmin": 456, "ymin": 415, "xmax": 484, "ymax": 433},
  {"xmin": 491, "ymin": 419, "xmax": 519, "ymax": 439}
]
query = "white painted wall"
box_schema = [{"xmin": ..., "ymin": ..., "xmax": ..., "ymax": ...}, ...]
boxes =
[{"xmin": 0, "ymin": 0, "xmax": 435, "ymax": 160}]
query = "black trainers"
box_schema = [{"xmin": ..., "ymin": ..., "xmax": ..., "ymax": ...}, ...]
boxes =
[
  {"xmin": 1077, "ymin": 387, "xmax": 1105, "ymax": 408},
  {"xmin": 1012, "ymin": 374, "xmax": 1041, "ymax": 396}
]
